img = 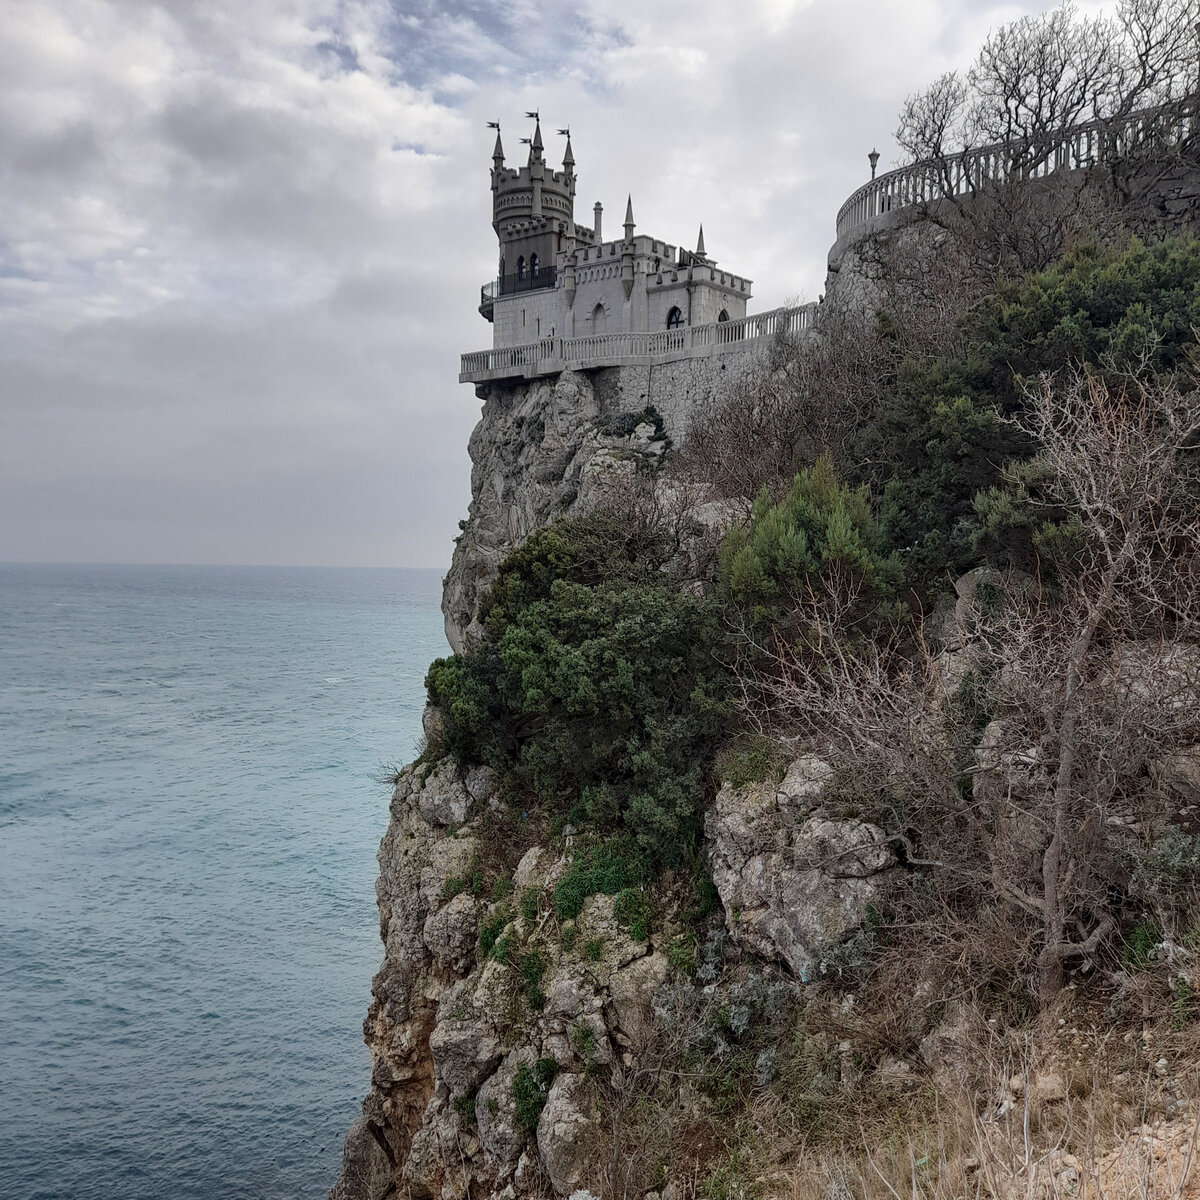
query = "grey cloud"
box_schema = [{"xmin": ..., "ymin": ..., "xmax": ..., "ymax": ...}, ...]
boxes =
[{"xmin": 0, "ymin": 0, "xmax": 1044, "ymax": 568}]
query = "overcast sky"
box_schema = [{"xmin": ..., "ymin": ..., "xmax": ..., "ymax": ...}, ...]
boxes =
[{"xmin": 0, "ymin": 0, "xmax": 1088, "ymax": 568}]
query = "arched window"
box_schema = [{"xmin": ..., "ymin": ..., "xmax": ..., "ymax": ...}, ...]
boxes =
[
  {"xmin": 591, "ymin": 303, "xmax": 607, "ymax": 334},
  {"xmin": 530, "ymin": 253, "xmax": 539, "ymax": 278},
  {"xmin": 666, "ymin": 306, "xmax": 683, "ymax": 329},
  {"xmin": 499, "ymin": 257, "xmax": 506, "ymax": 281},
  {"xmin": 717, "ymin": 309, "xmax": 730, "ymax": 322},
  {"xmin": 517, "ymin": 256, "xmax": 527, "ymax": 281}
]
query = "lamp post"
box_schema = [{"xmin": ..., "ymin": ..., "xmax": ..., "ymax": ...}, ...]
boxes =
[{"xmin": 868, "ymin": 148, "xmax": 880, "ymax": 180}]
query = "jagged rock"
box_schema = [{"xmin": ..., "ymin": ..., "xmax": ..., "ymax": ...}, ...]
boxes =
[
  {"xmin": 421, "ymin": 704, "xmax": 444, "ymax": 748},
  {"xmin": 537, "ymin": 1073, "xmax": 602, "ymax": 1196},
  {"xmin": 514, "ymin": 846, "xmax": 553, "ymax": 891},
  {"xmin": 465, "ymin": 764, "xmax": 499, "ymax": 803},
  {"xmin": 423, "ymin": 894, "xmax": 480, "ymax": 975},
  {"xmin": 1154, "ymin": 745, "xmax": 1200, "ymax": 802},
  {"xmin": 609, "ymin": 952, "xmax": 670, "ymax": 1047},
  {"xmin": 442, "ymin": 367, "xmax": 718, "ymax": 652},
  {"xmin": 416, "ymin": 758, "xmax": 472, "ymax": 827},
  {"xmin": 328, "ymin": 1115, "xmax": 391, "ymax": 1200},
  {"xmin": 429, "ymin": 972, "xmax": 506, "ymax": 1098},
  {"xmin": 476, "ymin": 1048, "xmax": 537, "ymax": 1171},
  {"xmin": 707, "ymin": 757, "xmax": 895, "ymax": 981}
]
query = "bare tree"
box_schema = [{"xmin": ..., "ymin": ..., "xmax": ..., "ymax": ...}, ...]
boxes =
[
  {"xmin": 739, "ymin": 364, "xmax": 1200, "ymax": 1005},
  {"xmin": 892, "ymin": 0, "xmax": 1200, "ymax": 281},
  {"xmin": 670, "ymin": 300, "xmax": 890, "ymax": 506}
]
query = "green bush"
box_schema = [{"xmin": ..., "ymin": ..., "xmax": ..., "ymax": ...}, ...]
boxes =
[
  {"xmin": 478, "ymin": 910, "xmax": 510, "ymax": 960},
  {"xmin": 428, "ymin": 510, "xmax": 729, "ymax": 905},
  {"xmin": 968, "ymin": 236, "xmax": 1200, "ymax": 403},
  {"xmin": 553, "ymin": 839, "xmax": 641, "ymax": 921},
  {"xmin": 512, "ymin": 1058, "xmax": 558, "ymax": 1130},
  {"xmin": 614, "ymin": 887, "xmax": 652, "ymax": 942},
  {"xmin": 519, "ymin": 948, "xmax": 547, "ymax": 1011},
  {"xmin": 719, "ymin": 455, "xmax": 900, "ymax": 626},
  {"xmin": 518, "ymin": 887, "xmax": 540, "ymax": 924},
  {"xmin": 846, "ymin": 234, "xmax": 1200, "ymax": 595}
]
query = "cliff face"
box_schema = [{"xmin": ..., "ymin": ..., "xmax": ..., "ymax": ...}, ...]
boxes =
[
  {"xmin": 332, "ymin": 358, "xmax": 897, "ymax": 1200},
  {"xmin": 441, "ymin": 357, "xmax": 741, "ymax": 652}
]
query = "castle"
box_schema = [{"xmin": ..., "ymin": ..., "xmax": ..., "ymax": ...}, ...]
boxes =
[
  {"xmin": 461, "ymin": 118, "xmax": 814, "ymax": 385},
  {"xmin": 483, "ymin": 116, "xmax": 751, "ymax": 346}
]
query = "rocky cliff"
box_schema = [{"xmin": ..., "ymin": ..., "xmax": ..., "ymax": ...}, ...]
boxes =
[{"xmin": 332, "ymin": 358, "xmax": 900, "ymax": 1200}]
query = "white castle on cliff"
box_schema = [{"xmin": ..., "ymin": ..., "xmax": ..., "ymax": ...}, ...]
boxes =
[
  {"xmin": 461, "ymin": 117, "xmax": 815, "ymax": 386},
  {"xmin": 482, "ymin": 116, "xmax": 751, "ymax": 347}
]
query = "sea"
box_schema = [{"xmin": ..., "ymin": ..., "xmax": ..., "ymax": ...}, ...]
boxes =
[{"xmin": 0, "ymin": 564, "xmax": 448, "ymax": 1200}]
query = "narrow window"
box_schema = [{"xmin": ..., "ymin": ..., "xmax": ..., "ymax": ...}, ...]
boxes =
[
  {"xmin": 517, "ymin": 257, "xmax": 526, "ymax": 281},
  {"xmin": 530, "ymin": 253, "xmax": 539, "ymax": 278}
]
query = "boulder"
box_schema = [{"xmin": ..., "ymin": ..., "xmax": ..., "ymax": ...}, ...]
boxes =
[
  {"xmin": 707, "ymin": 758, "xmax": 895, "ymax": 981},
  {"xmin": 423, "ymin": 893, "xmax": 480, "ymax": 975},
  {"xmin": 416, "ymin": 758, "xmax": 472, "ymax": 826},
  {"xmin": 476, "ymin": 1048, "xmax": 537, "ymax": 1172},
  {"xmin": 537, "ymin": 1073, "xmax": 602, "ymax": 1196},
  {"xmin": 609, "ymin": 951, "xmax": 670, "ymax": 1047}
]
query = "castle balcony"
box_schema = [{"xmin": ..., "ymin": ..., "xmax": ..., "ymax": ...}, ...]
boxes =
[
  {"xmin": 460, "ymin": 302, "xmax": 817, "ymax": 385},
  {"xmin": 478, "ymin": 267, "xmax": 558, "ymax": 320}
]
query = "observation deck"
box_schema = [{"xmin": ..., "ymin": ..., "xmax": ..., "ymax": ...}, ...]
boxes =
[
  {"xmin": 830, "ymin": 96, "xmax": 1197, "ymax": 263},
  {"xmin": 460, "ymin": 303, "xmax": 816, "ymax": 385}
]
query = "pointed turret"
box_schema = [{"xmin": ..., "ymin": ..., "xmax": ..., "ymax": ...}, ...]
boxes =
[
  {"xmin": 563, "ymin": 134, "xmax": 575, "ymax": 170},
  {"xmin": 530, "ymin": 118, "xmax": 544, "ymax": 160},
  {"xmin": 492, "ymin": 130, "xmax": 505, "ymax": 163},
  {"xmin": 623, "ymin": 194, "xmax": 635, "ymax": 242},
  {"xmin": 696, "ymin": 224, "xmax": 706, "ymax": 258}
]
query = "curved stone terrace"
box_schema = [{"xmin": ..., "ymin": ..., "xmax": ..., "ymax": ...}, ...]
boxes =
[
  {"xmin": 459, "ymin": 303, "xmax": 817, "ymax": 385},
  {"xmin": 831, "ymin": 95, "xmax": 1196, "ymax": 262}
]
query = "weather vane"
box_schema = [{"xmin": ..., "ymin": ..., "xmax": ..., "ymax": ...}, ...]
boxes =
[
  {"xmin": 556, "ymin": 127, "xmax": 570, "ymax": 138},
  {"xmin": 524, "ymin": 109, "xmax": 540, "ymax": 121},
  {"xmin": 486, "ymin": 120, "xmax": 500, "ymax": 130}
]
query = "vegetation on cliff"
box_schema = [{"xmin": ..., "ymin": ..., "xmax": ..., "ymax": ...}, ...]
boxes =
[{"xmin": 373, "ymin": 8, "xmax": 1200, "ymax": 1195}]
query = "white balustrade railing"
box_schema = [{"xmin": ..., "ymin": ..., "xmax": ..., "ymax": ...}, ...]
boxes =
[
  {"xmin": 836, "ymin": 96, "xmax": 1196, "ymax": 240},
  {"xmin": 460, "ymin": 304, "xmax": 818, "ymax": 381}
]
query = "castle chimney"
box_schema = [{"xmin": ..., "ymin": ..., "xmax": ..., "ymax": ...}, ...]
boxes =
[{"xmin": 593, "ymin": 201, "xmax": 603, "ymax": 242}]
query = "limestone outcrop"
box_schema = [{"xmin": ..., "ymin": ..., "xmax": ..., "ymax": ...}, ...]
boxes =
[
  {"xmin": 333, "ymin": 744, "xmax": 895, "ymax": 1200},
  {"xmin": 706, "ymin": 756, "xmax": 897, "ymax": 981},
  {"xmin": 334, "ymin": 756, "xmax": 675, "ymax": 1200},
  {"xmin": 441, "ymin": 370, "xmax": 669, "ymax": 652}
]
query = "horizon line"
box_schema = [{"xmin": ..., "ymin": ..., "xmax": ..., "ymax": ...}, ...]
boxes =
[{"xmin": 0, "ymin": 560, "xmax": 449, "ymax": 571}]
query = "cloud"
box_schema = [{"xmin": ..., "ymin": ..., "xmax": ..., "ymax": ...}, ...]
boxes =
[{"xmin": 0, "ymin": 0, "xmax": 1054, "ymax": 567}]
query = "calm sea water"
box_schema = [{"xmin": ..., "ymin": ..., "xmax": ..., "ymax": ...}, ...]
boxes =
[{"xmin": 0, "ymin": 564, "xmax": 447, "ymax": 1200}]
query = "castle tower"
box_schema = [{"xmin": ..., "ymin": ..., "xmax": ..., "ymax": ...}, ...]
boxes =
[{"xmin": 490, "ymin": 117, "xmax": 576, "ymax": 296}]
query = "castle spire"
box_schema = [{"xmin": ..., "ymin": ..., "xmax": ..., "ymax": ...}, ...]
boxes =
[
  {"xmin": 492, "ymin": 128, "xmax": 505, "ymax": 163},
  {"xmin": 623, "ymin": 194, "xmax": 635, "ymax": 241},
  {"xmin": 562, "ymin": 134, "xmax": 574, "ymax": 170},
  {"xmin": 530, "ymin": 118, "xmax": 544, "ymax": 159},
  {"xmin": 696, "ymin": 223, "xmax": 706, "ymax": 258}
]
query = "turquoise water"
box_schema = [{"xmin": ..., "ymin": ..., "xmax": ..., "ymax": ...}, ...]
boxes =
[{"xmin": 0, "ymin": 564, "xmax": 447, "ymax": 1200}]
